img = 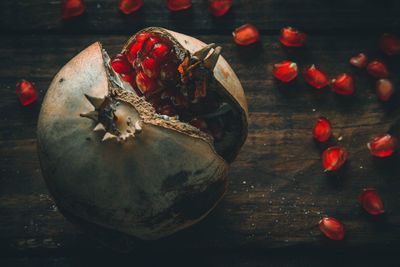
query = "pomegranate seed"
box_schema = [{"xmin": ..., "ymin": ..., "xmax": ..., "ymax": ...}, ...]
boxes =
[
  {"xmin": 127, "ymin": 43, "xmax": 143, "ymax": 63},
  {"xmin": 232, "ymin": 24, "xmax": 260, "ymax": 46},
  {"xmin": 313, "ymin": 117, "xmax": 332, "ymax": 142},
  {"xmin": 143, "ymin": 36, "xmax": 160, "ymax": 54},
  {"xmin": 359, "ymin": 188, "xmax": 385, "ymax": 215},
  {"xmin": 322, "ymin": 146, "xmax": 348, "ymax": 172},
  {"xmin": 319, "ymin": 217, "xmax": 345, "ymax": 241},
  {"xmin": 160, "ymin": 62, "xmax": 179, "ymax": 81},
  {"xmin": 331, "ymin": 73, "xmax": 354, "ymax": 95},
  {"xmin": 208, "ymin": 0, "xmax": 232, "ymax": 17},
  {"xmin": 16, "ymin": 80, "xmax": 39, "ymax": 106},
  {"xmin": 303, "ymin": 65, "xmax": 329, "ymax": 89},
  {"xmin": 379, "ymin": 33, "xmax": 400, "ymax": 56},
  {"xmin": 367, "ymin": 60, "xmax": 389, "ymax": 78},
  {"xmin": 279, "ymin": 27, "xmax": 306, "ymax": 47},
  {"xmin": 190, "ymin": 118, "xmax": 208, "ymax": 131},
  {"xmin": 136, "ymin": 71, "xmax": 158, "ymax": 94},
  {"xmin": 367, "ymin": 134, "xmax": 397, "ymax": 157},
  {"xmin": 61, "ymin": 0, "xmax": 85, "ymax": 19},
  {"xmin": 376, "ymin": 79, "xmax": 394, "ymax": 102},
  {"xmin": 151, "ymin": 43, "xmax": 171, "ymax": 62},
  {"xmin": 349, "ymin": 53, "xmax": 368, "ymax": 69},
  {"xmin": 272, "ymin": 61, "xmax": 298, "ymax": 83},
  {"xmin": 167, "ymin": 0, "xmax": 192, "ymax": 11},
  {"xmin": 111, "ymin": 54, "xmax": 132, "ymax": 74},
  {"xmin": 119, "ymin": 0, "xmax": 144, "ymax": 14},
  {"xmin": 141, "ymin": 57, "xmax": 161, "ymax": 78}
]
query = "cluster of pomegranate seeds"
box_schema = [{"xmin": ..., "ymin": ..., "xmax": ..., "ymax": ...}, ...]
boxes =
[
  {"xmin": 303, "ymin": 65, "xmax": 329, "ymax": 89},
  {"xmin": 376, "ymin": 79, "xmax": 394, "ymax": 102},
  {"xmin": 349, "ymin": 53, "xmax": 368, "ymax": 68},
  {"xmin": 367, "ymin": 134, "xmax": 397, "ymax": 157},
  {"xmin": 319, "ymin": 217, "xmax": 345, "ymax": 240},
  {"xmin": 366, "ymin": 60, "xmax": 389, "ymax": 78},
  {"xmin": 272, "ymin": 61, "xmax": 298, "ymax": 83},
  {"xmin": 313, "ymin": 117, "xmax": 332, "ymax": 142},
  {"xmin": 379, "ymin": 33, "xmax": 400, "ymax": 56},
  {"xmin": 322, "ymin": 146, "xmax": 348, "ymax": 172},
  {"xmin": 61, "ymin": 0, "xmax": 85, "ymax": 19},
  {"xmin": 208, "ymin": 0, "xmax": 233, "ymax": 17},
  {"xmin": 331, "ymin": 73, "xmax": 354, "ymax": 95},
  {"xmin": 279, "ymin": 27, "xmax": 306, "ymax": 47},
  {"xmin": 16, "ymin": 80, "xmax": 39, "ymax": 106},
  {"xmin": 359, "ymin": 188, "xmax": 385, "ymax": 215},
  {"xmin": 119, "ymin": 0, "xmax": 144, "ymax": 14},
  {"xmin": 167, "ymin": 0, "xmax": 192, "ymax": 11},
  {"xmin": 232, "ymin": 24, "xmax": 260, "ymax": 46}
]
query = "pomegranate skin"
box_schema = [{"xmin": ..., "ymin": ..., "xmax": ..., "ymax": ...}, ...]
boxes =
[{"xmin": 37, "ymin": 28, "xmax": 248, "ymax": 241}]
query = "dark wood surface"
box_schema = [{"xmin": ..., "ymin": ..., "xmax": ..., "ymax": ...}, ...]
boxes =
[{"xmin": 1, "ymin": 0, "xmax": 400, "ymax": 266}]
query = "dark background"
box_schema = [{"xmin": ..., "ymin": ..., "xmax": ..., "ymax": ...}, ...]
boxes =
[{"xmin": 1, "ymin": 0, "xmax": 400, "ymax": 266}]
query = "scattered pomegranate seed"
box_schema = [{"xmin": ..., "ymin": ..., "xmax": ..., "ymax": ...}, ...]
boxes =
[
  {"xmin": 359, "ymin": 188, "xmax": 385, "ymax": 215},
  {"xmin": 349, "ymin": 53, "xmax": 368, "ymax": 69},
  {"xmin": 319, "ymin": 217, "xmax": 345, "ymax": 241},
  {"xmin": 303, "ymin": 65, "xmax": 329, "ymax": 89},
  {"xmin": 167, "ymin": 0, "xmax": 192, "ymax": 11},
  {"xmin": 367, "ymin": 60, "xmax": 389, "ymax": 78},
  {"xmin": 111, "ymin": 54, "xmax": 132, "ymax": 74},
  {"xmin": 119, "ymin": 0, "xmax": 144, "ymax": 14},
  {"xmin": 331, "ymin": 73, "xmax": 354, "ymax": 95},
  {"xmin": 367, "ymin": 134, "xmax": 397, "ymax": 157},
  {"xmin": 141, "ymin": 57, "xmax": 161, "ymax": 78},
  {"xmin": 272, "ymin": 61, "xmax": 298, "ymax": 83},
  {"xmin": 232, "ymin": 24, "xmax": 260, "ymax": 46},
  {"xmin": 16, "ymin": 80, "xmax": 39, "ymax": 106},
  {"xmin": 136, "ymin": 70, "xmax": 158, "ymax": 94},
  {"xmin": 322, "ymin": 146, "xmax": 348, "ymax": 172},
  {"xmin": 313, "ymin": 117, "xmax": 332, "ymax": 142},
  {"xmin": 279, "ymin": 27, "xmax": 306, "ymax": 47},
  {"xmin": 376, "ymin": 79, "xmax": 394, "ymax": 101},
  {"xmin": 208, "ymin": 0, "xmax": 232, "ymax": 17},
  {"xmin": 61, "ymin": 0, "xmax": 85, "ymax": 19},
  {"xmin": 151, "ymin": 43, "xmax": 171, "ymax": 62},
  {"xmin": 379, "ymin": 33, "xmax": 400, "ymax": 56}
]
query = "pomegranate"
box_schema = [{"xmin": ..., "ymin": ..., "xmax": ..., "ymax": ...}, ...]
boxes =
[{"xmin": 37, "ymin": 28, "xmax": 248, "ymax": 241}]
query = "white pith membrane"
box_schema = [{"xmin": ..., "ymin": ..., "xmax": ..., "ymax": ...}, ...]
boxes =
[{"xmin": 81, "ymin": 28, "xmax": 245, "ymax": 162}]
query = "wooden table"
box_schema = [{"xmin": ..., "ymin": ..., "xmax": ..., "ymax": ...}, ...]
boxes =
[{"xmin": 1, "ymin": 0, "xmax": 400, "ymax": 266}]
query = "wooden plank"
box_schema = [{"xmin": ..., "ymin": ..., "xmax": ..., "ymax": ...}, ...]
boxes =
[
  {"xmin": 0, "ymin": 0, "xmax": 399, "ymax": 34},
  {"xmin": 1, "ymin": 33, "xmax": 400, "ymax": 255}
]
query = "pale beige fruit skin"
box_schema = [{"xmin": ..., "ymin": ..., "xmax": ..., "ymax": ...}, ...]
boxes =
[{"xmin": 37, "ymin": 30, "xmax": 247, "ymax": 240}]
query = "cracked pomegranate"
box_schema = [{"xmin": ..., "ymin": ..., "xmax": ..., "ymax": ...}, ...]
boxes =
[
  {"xmin": 62, "ymin": 0, "xmax": 85, "ymax": 19},
  {"xmin": 280, "ymin": 27, "xmax": 306, "ymax": 47},
  {"xmin": 272, "ymin": 61, "xmax": 298, "ymax": 83},
  {"xmin": 37, "ymin": 27, "xmax": 248, "ymax": 241},
  {"xmin": 16, "ymin": 79, "xmax": 38, "ymax": 106},
  {"xmin": 331, "ymin": 73, "xmax": 354, "ymax": 95},
  {"xmin": 322, "ymin": 146, "xmax": 348, "ymax": 172},
  {"xmin": 232, "ymin": 24, "xmax": 260, "ymax": 46},
  {"xmin": 319, "ymin": 217, "xmax": 345, "ymax": 241},
  {"xmin": 359, "ymin": 188, "xmax": 385, "ymax": 215},
  {"xmin": 303, "ymin": 65, "xmax": 329, "ymax": 89},
  {"xmin": 367, "ymin": 134, "xmax": 397, "ymax": 157},
  {"xmin": 313, "ymin": 117, "xmax": 332, "ymax": 142}
]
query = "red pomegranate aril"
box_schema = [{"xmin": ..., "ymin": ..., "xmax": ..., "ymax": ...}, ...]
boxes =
[
  {"xmin": 367, "ymin": 60, "xmax": 389, "ymax": 78},
  {"xmin": 16, "ymin": 79, "xmax": 39, "ymax": 106},
  {"xmin": 322, "ymin": 146, "xmax": 348, "ymax": 172},
  {"xmin": 331, "ymin": 73, "xmax": 354, "ymax": 95},
  {"xmin": 127, "ymin": 42, "xmax": 143, "ymax": 63},
  {"xmin": 119, "ymin": 0, "xmax": 144, "ymax": 14},
  {"xmin": 232, "ymin": 24, "xmax": 260, "ymax": 46},
  {"xmin": 208, "ymin": 0, "xmax": 233, "ymax": 17},
  {"xmin": 190, "ymin": 118, "xmax": 208, "ymax": 131},
  {"xmin": 376, "ymin": 79, "xmax": 394, "ymax": 102},
  {"xmin": 62, "ymin": 0, "xmax": 85, "ymax": 19},
  {"xmin": 303, "ymin": 65, "xmax": 329, "ymax": 89},
  {"xmin": 359, "ymin": 188, "xmax": 385, "ymax": 215},
  {"xmin": 272, "ymin": 61, "xmax": 298, "ymax": 83},
  {"xmin": 319, "ymin": 217, "xmax": 345, "ymax": 241},
  {"xmin": 151, "ymin": 43, "xmax": 171, "ymax": 62},
  {"xmin": 280, "ymin": 27, "xmax": 306, "ymax": 47},
  {"xmin": 167, "ymin": 0, "xmax": 192, "ymax": 11},
  {"xmin": 111, "ymin": 54, "xmax": 132, "ymax": 74},
  {"xmin": 379, "ymin": 33, "xmax": 400, "ymax": 56},
  {"xmin": 143, "ymin": 36, "xmax": 160, "ymax": 54},
  {"xmin": 313, "ymin": 117, "xmax": 332, "ymax": 142},
  {"xmin": 367, "ymin": 134, "xmax": 397, "ymax": 157},
  {"xmin": 141, "ymin": 57, "xmax": 161, "ymax": 79},
  {"xmin": 349, "ymin": 53, "xmax": 368, "ymax": 68},
  {"xmin": 136, "ymin": 71, "xmax": 158, "ymax": 94}
]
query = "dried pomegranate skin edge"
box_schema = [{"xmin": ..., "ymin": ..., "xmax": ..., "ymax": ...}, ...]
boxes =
[{"xmin": 37, "ymin": 28, "xmax": 248, "ymax": 241}]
